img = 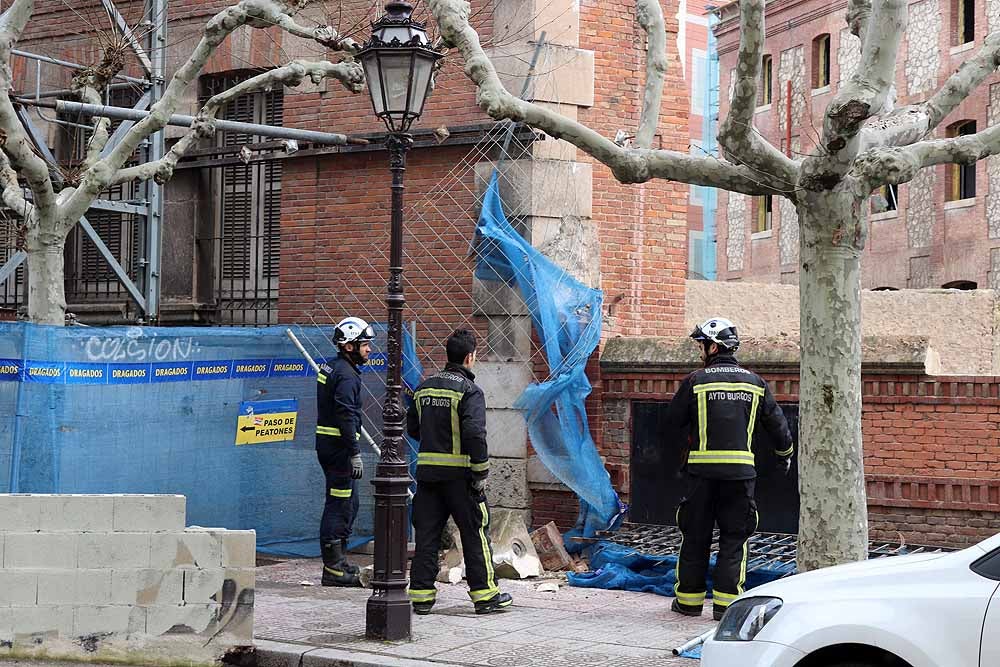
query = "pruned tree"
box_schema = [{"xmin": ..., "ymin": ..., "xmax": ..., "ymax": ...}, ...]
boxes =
[
  {"xmin": 428, "ymin": 0, "xmax": 1000, "ymax": 569},
  {"xmin": 0, "ymin": 0, "xmax": 364, "ymax": 326}
]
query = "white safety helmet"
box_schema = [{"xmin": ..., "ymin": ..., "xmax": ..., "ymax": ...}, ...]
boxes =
[
  {"xmin": 333, "ymin": 317, "xmax": 375, "ymax": 346},
  {"xmin": 690, "ymin": 317, "xmax": 740, "ymax": 351}
]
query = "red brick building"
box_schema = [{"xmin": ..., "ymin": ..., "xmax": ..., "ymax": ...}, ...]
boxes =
[{"xmin": 713, "ymin": 0, "xmax": 1000, "ymax": 290}]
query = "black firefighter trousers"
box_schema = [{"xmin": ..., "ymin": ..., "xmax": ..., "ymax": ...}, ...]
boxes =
[
  {"xmin": 317, "ymin": 447, "xmax": 359, "ymax": 543},
  {"xmin": 674, "ymin": 475, "xmax": 758, "ymax": 612},
  {"xmin": 408, "ymin": 479, "xmax": 500, "ymax": 606}
]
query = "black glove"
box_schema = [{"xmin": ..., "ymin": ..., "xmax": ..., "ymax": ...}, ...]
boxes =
[
  {"xmin": 351, "ymin": 454, "xmax": 364, "ymax": 480},
  {"xmin": 469, "ymin": 477, "xmax": 486, "ymax": 497},
  {"xmin": 777, "ymin": 457, "xmax": 792, "ymax": 476}
]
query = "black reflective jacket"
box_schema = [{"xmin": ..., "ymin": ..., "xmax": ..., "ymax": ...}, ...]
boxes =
[
  {"xmin": 666, "ymin": 353, "xmax": 794, "ymax": 480},
  {"xmin": 406, "ymin": 363, "xmax": 489, "ymax": 483},
  {"xmin": 316, "ymin": 353, "xmax": 362, "ymax": 457}
]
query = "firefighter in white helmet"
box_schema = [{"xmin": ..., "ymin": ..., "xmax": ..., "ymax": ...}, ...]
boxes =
[
  {"xmin": 316, "ymin": 316, "xmax": 374, "ymax": 587},
  {"xmin": 667, "ymin": 317, "xmax": 794, "ymax": 620}
]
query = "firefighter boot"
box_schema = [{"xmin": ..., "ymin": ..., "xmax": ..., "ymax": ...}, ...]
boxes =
[
  {"xmin": 474, "ymin": 592, "xmax": 513, "ymax": 615},
  {"xmin": 321, "ymin": 541, "xmax": 362, "ymax": 587},
  {"xmin": 340, "ymin": 538, "xmax": 360, "ymax": 575}
]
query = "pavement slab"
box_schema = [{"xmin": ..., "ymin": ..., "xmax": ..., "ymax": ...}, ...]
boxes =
[{"xmin": 253, "ymin": 555, "xmax": 716, "ymax": 667}]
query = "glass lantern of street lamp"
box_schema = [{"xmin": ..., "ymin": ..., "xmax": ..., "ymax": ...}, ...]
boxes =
[{"xmin": 358, "ymin": 0, "xmax": 444, "ymax": 134}]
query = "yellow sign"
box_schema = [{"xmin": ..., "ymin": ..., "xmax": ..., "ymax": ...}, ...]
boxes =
[{"xmin": 235, "ymin": 399, "xmax": 298, "ymax": 445}]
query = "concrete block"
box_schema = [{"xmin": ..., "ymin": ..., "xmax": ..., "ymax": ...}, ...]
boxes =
[
  {"xmin": 475, "ymin": 160, "xmax": 593, "ymax": 219},
  {"xmin": 0, "ymin": 495, "xmax": 40, "ymax": 531},
  {"xmin": 475, "ymin": 361, "xmax": 534, "ymax": 409},
  {"xmin": 529, "ymin": 103, "xmax": 580, "ymax": 161},
  {"xmin": 79, "ymin": 533, "xmax": 151, "ymax": 569},
  {"xmin": 493, "ymin": 0, "xmax": 579, "ymax": 47},
  {"xmin": 12, "ymin": 605, "xmax": 74, "ymax": 636},
  {"xmin": 0, "ymin": 607, "xmax": 12, "ymax": 644},
  {"xmin": 486, "ymin": 409, "xmax": 528, "ymax": 459},
  {"xmin": 4, "ymin": 533, "xmax": 77, "ymax": 569},
  {"xmin": 38, "ymin": 495, "xmax": 115, "ymax": 532},
  {"xmin": 530, "ymin": 215, "xmax": 602, "ymax": 289},
  {"xmin": 487, "ymin": 44, "xmax": 595, "ymax": 107},
  {"xmin": 0, "ymin": 570, "xmax": 37, "ymax": 605},
  {"xmin": 150, "ymin": 531, "xmax": 222, "ymax": 569},
  {"xmin": 213, "ymin": 530, "xmax": 256, "ymax": 567},
  {"xmin": 184, "ymin": 568, "xmax": 254, "ymax": 605},
  {"xmin": 75, "ymin": 569, "xmax": 113, "ymax": 605},
  {"xmin": 485, "ymin": 315, "xmax": 533, "ymax": 361},
  {"xmin": 146, "ymin": 603, "xmax": 219, "ymax": 636},
  {"xmin": 111, "ymin": 568, "xmax": 183, "ymax": 606},
  {"xmin": 484, "ymin": 457, "xmax": 529, "ymax": 510},
  {"xmin": 526, "ymin": 454, "xmax": 568, "ymax": 489},
  {"xmin": 112, "ymin": 495, "xmax": 185, "ymax": 532},
  {"xmin": 74, "ymin": 605, "xmax": 143, "ymax": 636},
  {"xmin": 36, "ymin": 570, "xmax": 77, "ymax": 605},
  {"xmin": 472, "ymin": 277, "xmax": 529, "ymax": 317}
]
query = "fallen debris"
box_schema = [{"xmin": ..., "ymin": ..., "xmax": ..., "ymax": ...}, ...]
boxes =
[
  {"xmin": 530, "ymin": 521, "xmax": 572, "ymax": 571},
  {"xmin": 536, "ymin": 582, "xmax": 559, "ymax": 593},
  {"xmin": 299, "ymin": 581, "xmax": 314, "ymax": 587}
]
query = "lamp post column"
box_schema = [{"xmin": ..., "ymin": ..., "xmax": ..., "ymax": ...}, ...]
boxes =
[{"xmin": 366, "ymin": 131, "xmax": 414, "ymax": 641}]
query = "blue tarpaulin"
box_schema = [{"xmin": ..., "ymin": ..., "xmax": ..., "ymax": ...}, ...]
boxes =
[
  {"xmin": 475, "ymin": 172, "xmax": 624, "ymax": 549},
  {"xmin": 0, "ymin": 322, "xmax": 422, "ymax": 557}
]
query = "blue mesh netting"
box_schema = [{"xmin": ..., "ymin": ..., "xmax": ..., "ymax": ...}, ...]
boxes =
[
  {"xmin": 0, "ymin": 322, "xmax": 422, "ymax": 557},
  {"xmin": 475, "ymin": 172, "xmax": 624, "ymax": 550}
]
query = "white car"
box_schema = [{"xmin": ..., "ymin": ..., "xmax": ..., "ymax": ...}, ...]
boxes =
[{"xmin": 701, "ymin": 532, "xmax": 1000, "ymax": 667}]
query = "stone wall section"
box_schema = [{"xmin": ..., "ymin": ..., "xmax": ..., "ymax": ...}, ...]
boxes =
[{"xmin": 0, "ymin": 494, "xmax": 253, "ymax": 665}]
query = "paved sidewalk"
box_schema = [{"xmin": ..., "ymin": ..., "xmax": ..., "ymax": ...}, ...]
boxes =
[{"xmin": 254, "ymin": 556, "xmax": 715, "ymax": 667}]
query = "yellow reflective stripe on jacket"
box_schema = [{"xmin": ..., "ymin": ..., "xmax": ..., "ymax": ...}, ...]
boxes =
[
  {"xmin": 776, "ymin": 444, "xmax": 793, "ymax": 457},
  {"xmin": 470, "ymin": 460, "xmax": 490, "ymax": 472},
  {"xmin": 329, "ymin": 488, "xmax": 352, "ymax": 498},
  {"xmin": 692, "ymin": 382, "xmax": 765, "ymax": 396},
  {"xmin": 417, "ymin": 452, "xmax": 471, "ymax": 467},
  {"xmin": 746, "ymin": 393, "xmax": 761, "ymax": 448},
  {"xmin": 687, "ymin": 449, "xmax": 755, "ymax": 465},
  {"xmin": 317, "ymin": 373, "xmax": 327, "ymax": 384},
  {"xmin": 317, "ymin": 426, "xmax": 342, "ymax": 436},
  {"xmin": 697, "ymin": 391, "xmax": 708, "ymax": 450},
  {"xmin": 408, "ymin": 588, "xmax": 436, "ymax": 602},
  {"xmin": 413, "ymin": 388, "xmax": 464, "ymax": 454}
]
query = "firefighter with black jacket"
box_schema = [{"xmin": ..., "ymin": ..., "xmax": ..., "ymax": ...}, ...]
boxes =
[
  {"xmin": 667, "ymin": 317, "xmax": 794, "ymax": 621},
  {"xmin": 405, "ymin": 329, "xmax": 513, "ymax": 616},
  {"xmin": 316, "ymin": 316, "xmax": 374, "ymax": 587}
]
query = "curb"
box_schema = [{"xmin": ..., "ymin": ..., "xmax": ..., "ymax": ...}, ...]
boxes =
[{"xmin": 254, "ymin": 639, "xmax": 466, "ymax": 667}]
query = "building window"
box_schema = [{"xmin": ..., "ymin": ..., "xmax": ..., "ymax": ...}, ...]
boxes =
[
  {"xmin": 760, "ymin": 55, "xmax": 773, "ymax": 105},
  {"xmin": 754, "ymin": 195, "xmax": 773, "ymax": 233},
  {"xmin": 812, "ymin": 34, "xmax": 831, "ymax": 89},
  {"xmin": 872, "ymin": 183, "xmax": 898, "ymax": 213},
  {"xmin": 200, "ymin": 72, "xmax": 283, "ymax": 326},
  {"xmin": 955, "ymin": 0, "xmax": 975, "ymax": 45},
  {"xmin": 942, "ymin": 280, "xmax": 977, "ymax": 290},
  {"xmin": 946, "ymin": 120, "xmax": 976, "ymax": 201}
]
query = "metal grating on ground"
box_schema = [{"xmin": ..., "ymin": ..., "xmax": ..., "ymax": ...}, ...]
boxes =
[{"xmin": 577, "ymin": 522, "xmax": 953, "ymax": 575}]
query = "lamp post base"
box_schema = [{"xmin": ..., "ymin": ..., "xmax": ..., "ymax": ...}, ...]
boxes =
[{"xmin": 365, "ymin": 463, "xmax": 413, "ymax": 641}]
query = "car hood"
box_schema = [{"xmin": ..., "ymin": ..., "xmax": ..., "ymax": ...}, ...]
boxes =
[{"xmin": 748, "ymin": 551, "xmax": 960, "ymax": 600}]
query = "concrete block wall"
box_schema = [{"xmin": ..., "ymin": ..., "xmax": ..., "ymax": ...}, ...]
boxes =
[{"xmin": 0, "ymin": 494, "xmax": 254, "ymax": 666}]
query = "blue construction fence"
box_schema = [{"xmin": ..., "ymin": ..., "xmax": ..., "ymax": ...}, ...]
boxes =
[{"xmin": 0, "ymin": 322, "xmax": 422, "ymax": 557}]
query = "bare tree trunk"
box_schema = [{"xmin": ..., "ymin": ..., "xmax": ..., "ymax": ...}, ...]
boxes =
[
  {"xmin": 797, "ymin": 188, "xmax": 869, "ymax": 570},
  {"xmin": 25, "ymin": 236, "xmax": 67, "ymax": 326}
]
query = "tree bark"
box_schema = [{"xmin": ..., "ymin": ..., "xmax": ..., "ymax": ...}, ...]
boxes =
[
  {"xmin": 796, "ymin": 187, "xmax": 869, "ymax": 570},
  {"xmin": 25, "ymin": 238, "xmax": 66, "ymax": 326}
]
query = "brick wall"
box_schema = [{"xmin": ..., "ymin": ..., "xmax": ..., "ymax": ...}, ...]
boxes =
[
  {"xmin": 713, "ymin": 0, "xmax": 1000, "ymax": 289},
  {"xmin": 580, "ymin": 368, "xmax": 1000, "ymax": 548}
]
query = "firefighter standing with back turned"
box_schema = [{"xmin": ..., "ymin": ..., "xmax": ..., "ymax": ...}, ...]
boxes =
[
  {"xmin": 316, "ymin": 316, "xmax": 374, "ymax": 587},
  {"xmin": 405, "ymin": 329, "xmax": 513, "ymax": 615},
  {"xmin": 667, "ymin": 317, "xmax": 794, "ymax": 621}
]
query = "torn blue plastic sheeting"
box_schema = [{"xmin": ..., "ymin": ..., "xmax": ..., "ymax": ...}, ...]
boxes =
[
  {"xmin": 475, "ymin": 172, "xmax": 623, "ymax": 550},
  {"xmin": 567, "ymin": 541, "xmax": 795, "ymax": 598}
]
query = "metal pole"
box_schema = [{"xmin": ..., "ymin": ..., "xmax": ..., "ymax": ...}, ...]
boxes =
[
  {"xmin": 48, "ymin": 100, "xmax": 366, "ymax": 146},
  {"xmin": 11, "ymin": 49, "xmax": 148, "ymax": 84},
  {"xmin": 366, "ymin": 132, "xmax": 413, "ymax": 641},
  {"xmin": 143, "ymin": 0, "xmax": 167, "ymax": 322}
]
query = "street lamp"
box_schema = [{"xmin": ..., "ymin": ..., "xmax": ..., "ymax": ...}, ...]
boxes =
[{"xmin": 359, "ymin": 0, "xmax": 443, "ymax": 642}]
